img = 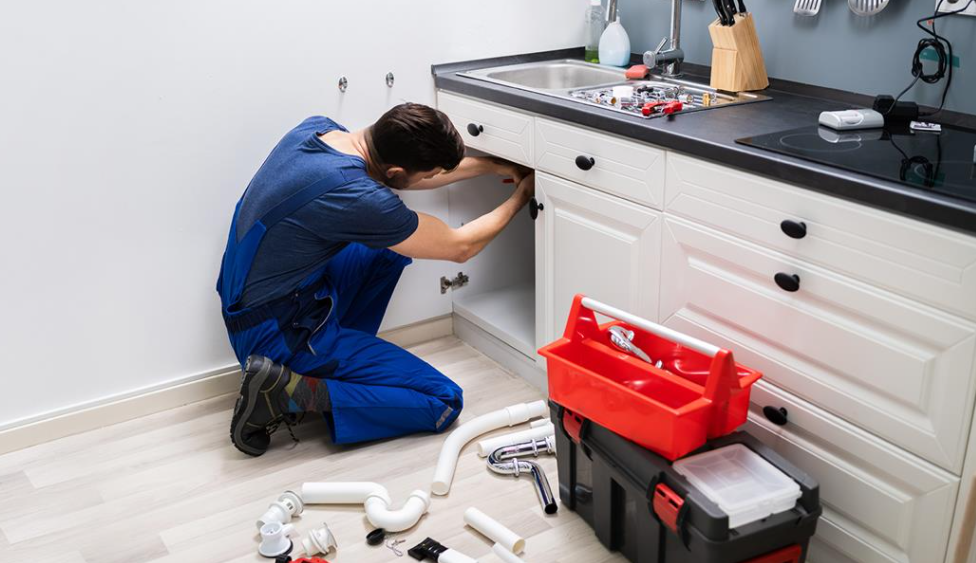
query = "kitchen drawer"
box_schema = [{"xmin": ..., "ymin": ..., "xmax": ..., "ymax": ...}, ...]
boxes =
[
  {"xmin": 665, "ymin": 153, "xmax": 976, "ymax": 320},
  {"xmin": 437, "ymin": 92, "xmax": 533, "ymax": 166},
  {"xmin": 660, "ymin": 216, "xmax": 976, "ymax": 470},
  {"xmin": 746, "ymin": 381, "xmax": 958, "ymax": 563},
  {"xmin": 534, "ymin": 117, "xmax": 666, "ymax": 210}
]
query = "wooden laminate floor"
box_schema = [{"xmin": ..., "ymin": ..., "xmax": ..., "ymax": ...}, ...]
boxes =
[{"xmin": 0, "ymin": 337, "xmax": 627, "ymax": 563}]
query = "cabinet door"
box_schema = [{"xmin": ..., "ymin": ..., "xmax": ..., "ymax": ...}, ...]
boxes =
[{"xmin": 534, "ymin": 172, "xmax": 662, "ymax": 359}]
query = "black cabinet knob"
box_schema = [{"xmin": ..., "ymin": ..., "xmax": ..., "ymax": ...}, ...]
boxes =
[
  {"xmin": 774, "ymin": 273, "xmax": 801, "ymax": 292},
  {"xmin": 529, "ymin": 198, "xmax": 544, "ymax": 220},
  {"xmin": 466, "ymin": 123, "xmax": 484, "ymax": 137},
  {"xmin": 780, "ymin": 220, "xmax": 807, "ymax": 239},
  {"xmin": 762, "ymin": 406, "xmax": 789, "ymax": 426},
  {"xmin": 575, "ymin": 155, "xmax": 596, "ymax": 171}
]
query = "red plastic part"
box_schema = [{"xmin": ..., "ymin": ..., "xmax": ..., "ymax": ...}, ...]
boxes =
[
  {"xmin": 741, "ymin": 544, "xmax": 803, "ymax": 563},
  {"xmin": 291, "ymin": 559, "xmax": 330, "ymax": 563},
  {"xmin": 641, "ymin": 101, "xmax": 666, "ymax": 116},
  {"xmin": 652, "ymin": 483, "xmax": 684, "ymax": 534},
  {"xmin": 539, "ymin": 294, "xmax": 762, "ymax": 460},
  {"xmin": 662, "ymin": 101, "xmax": 684, "ymax": 115},
  {"xmin": 626, "ymin": 64, "xmax": 649, "ymax": 79},
  {"xmin": 562, "ymin": 409, "xmax": 585, "ymax": 443}
]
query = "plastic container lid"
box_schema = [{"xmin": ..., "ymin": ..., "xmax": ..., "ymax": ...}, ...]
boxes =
[{"xmin": 672, "ymin": 444, "xmax": 801, "ymax": 529}]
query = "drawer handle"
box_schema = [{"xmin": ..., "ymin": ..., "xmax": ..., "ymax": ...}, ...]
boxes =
[
  {"xmin": 466, "ymin": 123, "xmax": 484, "ymax": 137},
  {"xmin": 529, "ymin": 197, "xmax": 544, "ymax": 221},
  {"xmin": 780, "ymin": 220, "xmax": 807, "ymax": 240},
  {"xmin": 575, "ymin": 155, "xmax": 596, "ymax": 171},
  {"xmin": 762, "ymin": 406, "xmax": 789, "ymax": 426},
  {"xmin": 774, "ymin": 273, "xmax": 801, "ymax": 292}
]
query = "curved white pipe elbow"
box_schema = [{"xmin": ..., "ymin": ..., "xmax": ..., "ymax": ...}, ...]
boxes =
[
  {"xmin": 493, "ymin": 543, "xmax": 526, "ymax": 563},
  {"xmin": 301, "ymin": 482, "xmax": 428, "ymax": 532},
  {"xmin": 432, "ymin": 400, "xmax": 548, "ymax": 496},
  {"xmin": 476, "ymin": 423, "xmax": 556, "ymax": 457},
  {"xmin": 464, "ymin": 507, "xmax": 525, "ymax": 554},
  {"xmin": 364, "ymin": 489, "xmax": 431, "ymax": 532}
]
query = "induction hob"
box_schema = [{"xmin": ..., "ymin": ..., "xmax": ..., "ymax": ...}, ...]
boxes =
[{"xmin": 736, "ymin": 124, "xmax": 976, "ymax": 205}]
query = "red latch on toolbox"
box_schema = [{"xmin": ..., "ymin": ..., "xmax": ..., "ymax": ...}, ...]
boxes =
[
  {"xmin": 741, "ymin": 544, "xmax": 803, "ymax": 563},
  {"xmin": 562, "ymin": 409, "xmax": 585, "ymax": 443},
  {"xmin": 653, "ymin": 483, "xmax": 685, "ymax": 534}
]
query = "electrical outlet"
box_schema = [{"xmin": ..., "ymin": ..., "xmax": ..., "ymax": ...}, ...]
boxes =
[{"xmin": 937, "ymin": 0, "xmax": 976, "ymax": 16}]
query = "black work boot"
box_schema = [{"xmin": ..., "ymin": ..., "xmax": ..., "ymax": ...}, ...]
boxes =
[{"xmin": 230, "ymin": 355, "xmax": 294, "ymax": 457}]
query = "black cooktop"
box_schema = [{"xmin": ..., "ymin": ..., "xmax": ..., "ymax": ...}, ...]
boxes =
[{"xmin": 737, "ymin": 124, "xmax": 976, "ymax": 205}]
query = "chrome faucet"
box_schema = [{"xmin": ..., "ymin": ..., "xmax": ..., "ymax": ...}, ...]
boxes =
[{"xmin": 643, "ymin": 0, "xmax": 684, "ymax": 77}]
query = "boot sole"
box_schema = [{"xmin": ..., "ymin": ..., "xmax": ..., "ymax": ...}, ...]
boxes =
[{"xmin": 230, "ymin": 357, "xmax": 274, "ymax": 457}]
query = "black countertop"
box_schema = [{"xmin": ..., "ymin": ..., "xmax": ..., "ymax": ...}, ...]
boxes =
[{"xmin": 433, "ymin": 49, "xmax": 976, "ymax": 236}]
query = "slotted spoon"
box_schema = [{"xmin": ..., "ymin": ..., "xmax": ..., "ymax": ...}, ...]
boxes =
[
  {"xmin": 849, "ymin": 0, "xmax": 890, "ymax": 15},
  {"xmin": 793, "ymin": 0, "xmax": 822, "ymax": 16}
]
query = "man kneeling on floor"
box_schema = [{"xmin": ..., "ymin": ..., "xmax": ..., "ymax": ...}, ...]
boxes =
[{"xmin": 217, "ymin": 103, "xmax": 534, "ymax": 456}]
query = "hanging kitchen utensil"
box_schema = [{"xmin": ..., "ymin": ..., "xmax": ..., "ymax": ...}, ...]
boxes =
[
  {"xmin": 793, "ymin": 0, "xmax": 822, "ymax": 16},
  {"xmin": 849, "ymin": 0, "xmax": 889, "ymax": 16}
]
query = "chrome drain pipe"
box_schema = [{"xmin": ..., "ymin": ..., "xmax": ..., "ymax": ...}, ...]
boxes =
[{"xmin": 487, "ymin": 437, "xmax": 558, "ymax": 514}]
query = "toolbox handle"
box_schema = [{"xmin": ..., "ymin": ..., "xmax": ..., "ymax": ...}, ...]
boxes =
[{"xmin": 580, "ymin": 297, "xmax": 721, "ymax": 357}]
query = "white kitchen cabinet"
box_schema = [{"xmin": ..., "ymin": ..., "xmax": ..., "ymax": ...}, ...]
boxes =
[
  {"xmin": 438, "ymin": 92, "xmax": 534, "ymax": 166},
  {"xmin": 534, "ymin": 172, "xmax": 662, "ymax": 355},
  {"xmin": 660, "ymin": 216, "xmax": 976, "ymax": 471},
  {"xmin": 437, "ymin": 88, "xmax": 976, "ymax": 563},
  {"xmin": 746, "ymin": 382, "xmax": 958, "ymax": 563},
  {"xmin": 534, "ymin": 117, "xmax": 667, "ymax": 210},
  {"xmin": 665, "ymin": 153, "xmax": 976, "ymax": 321},
  {"xmin": 446, "ymin": 163, "xmax": 536, "ymax": 359}
]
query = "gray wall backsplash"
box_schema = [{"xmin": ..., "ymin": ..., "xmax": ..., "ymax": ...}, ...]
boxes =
[{"xmin": 615, "ymin": 0, "xmax": 975, "ymax": 115}]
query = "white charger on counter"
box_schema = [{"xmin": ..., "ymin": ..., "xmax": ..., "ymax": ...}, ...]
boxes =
[{"xmin": 819, "ymin": 109, "xmax": 885, "ymax": 131}]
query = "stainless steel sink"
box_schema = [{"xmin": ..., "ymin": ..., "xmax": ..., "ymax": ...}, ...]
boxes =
[
  {"xmin": 458, "ymin": 60, "xmax": 770, "ymax": 119},
  {"xmin": 469, "ymin": 60, "xmax": 625, "ymax": 91}
]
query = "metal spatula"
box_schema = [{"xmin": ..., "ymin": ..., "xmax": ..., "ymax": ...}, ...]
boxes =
[
  {"xmin": 849, "ymin": 0, "xmax": 889, "ymax": 15},
  {"xmin": 793, "ymin": 0, "xmax": 821, "ymax": 16}
]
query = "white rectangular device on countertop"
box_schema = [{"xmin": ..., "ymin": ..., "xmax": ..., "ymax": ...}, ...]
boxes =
[{"xmin": 818, "ymin": 109, "xmax": 885, "ymax": 130}]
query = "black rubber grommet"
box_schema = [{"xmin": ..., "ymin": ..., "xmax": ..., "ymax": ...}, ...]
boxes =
[{"xmin": 367, "ymin": 527, "xmax": 387, "ymax": 546}]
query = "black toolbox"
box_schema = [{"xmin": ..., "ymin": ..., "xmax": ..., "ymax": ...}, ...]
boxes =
[{"xmin": 551, "ymin": 402, "xmax": 821, "ymax": 563}]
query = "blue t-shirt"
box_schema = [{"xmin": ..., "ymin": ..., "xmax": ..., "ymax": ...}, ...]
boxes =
[{"xmin": 237, "ymin": 116, "xmax": 418, "ymax": 307}]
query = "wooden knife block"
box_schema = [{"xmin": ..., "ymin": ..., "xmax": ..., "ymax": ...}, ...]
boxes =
[{"xmin": 708, "ymin": 13, "xmax": 768, "ymax": 92}]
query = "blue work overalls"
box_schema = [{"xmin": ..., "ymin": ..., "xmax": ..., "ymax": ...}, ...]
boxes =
[{"xmin": 216, "ymin": 156, "xmax": 463, "ymax": 445}]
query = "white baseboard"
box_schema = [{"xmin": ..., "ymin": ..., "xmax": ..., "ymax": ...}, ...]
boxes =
[
  {"xmin": 0, "ymin": 315, "xmax": 454, "ymax": 455},
  {"xmin": 454, "ymin": 314, "xmax": 547, "ymax": 392}
]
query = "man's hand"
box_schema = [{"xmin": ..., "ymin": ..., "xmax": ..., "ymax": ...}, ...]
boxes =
[
  {"xmin": 486, "ymin": 157, "xmax": 532, "ymax": 185},
  {"xmin": 515, "ymin": 172, "xmax": 535, "ymax": 203}
]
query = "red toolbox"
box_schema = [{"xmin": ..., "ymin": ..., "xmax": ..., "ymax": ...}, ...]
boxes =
[{"xmin": 539, "ymin": 295, "xmax": 762, "ymax": 460}]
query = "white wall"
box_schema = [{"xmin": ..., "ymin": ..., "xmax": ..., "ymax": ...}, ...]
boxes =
[{"xmin": 0, "ymin": 1, "xmax": 583, "ymax": 427}]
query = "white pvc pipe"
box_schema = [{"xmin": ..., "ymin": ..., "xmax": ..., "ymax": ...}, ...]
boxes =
[
  {"xmin": 476, "ymin": 423, "xmax": 555, "ymax": 457},
  {"xmin": 581, "ymin": 296, "xmax": 720, "ymax": 357},
  {"xmin": 431, "ymin": 400, "xmax": 548, "ymax": 496},
  {"xmin": 464, "ymin": 507, "xmax": 525, "ymax": 554},
  {"xmin": 441, "ymin": 549, "xmax": 479, "ymax": 563},
  {"xmin": 301, "ymin": 482, "xmax": 430, "ymax": 532},
  {"xmin": 530, "ymin": 418, "xmax": 551, "ymax": 428},
  {"xmin": 493, "ymin": 543, "xmax": 527, "ymax": 563}
]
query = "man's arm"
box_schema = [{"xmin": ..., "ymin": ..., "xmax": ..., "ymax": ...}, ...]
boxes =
[
  {"xmin": 406, "ymin": 156, "xmax": 531, "ymax": 191},
  {"xmin": 390, "ymin": 173, "xmax": 535, "ymax": 263}
]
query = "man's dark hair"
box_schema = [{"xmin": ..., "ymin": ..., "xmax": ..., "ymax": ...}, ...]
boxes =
[{"xmin": 369, "ymin": 103, "xmax": 465, "ymax": 173}]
